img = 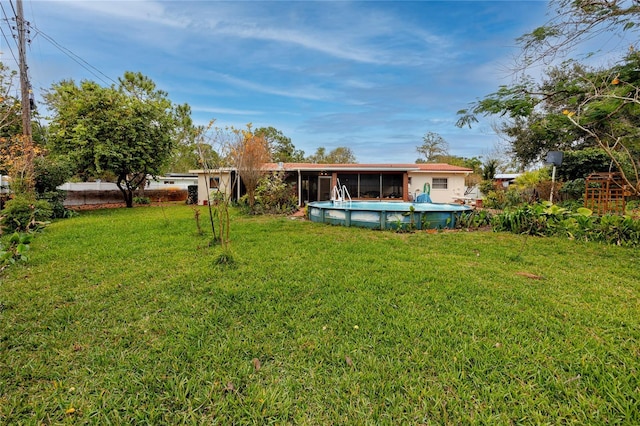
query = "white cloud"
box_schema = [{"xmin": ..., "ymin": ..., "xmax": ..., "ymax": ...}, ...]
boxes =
[
  {"xmin": 191, "ymin": 105, "xmax": 263, "ymax": 116},
  {"xmin": 193, "ymin": 2, "xmax": 452, "ymax": 66},
  {"xmin": 209, "ymin": 72, "xmax": 338, "ymax": 102},
  {"xmin": 60, "ymin": 0, "xmax": 190, "ymax": 28},
  {"xmin": 209, "ymin": 23, "xmax": 387, "ymax": 65},
  {"xmin": 21, "ymin": 1, "xmax": 566, "ymax": 163}
]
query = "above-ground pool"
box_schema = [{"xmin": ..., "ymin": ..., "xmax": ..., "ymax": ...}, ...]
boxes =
[{"xmin": 307, "ymin": 201, "xmax": 472, "ymax": 230}]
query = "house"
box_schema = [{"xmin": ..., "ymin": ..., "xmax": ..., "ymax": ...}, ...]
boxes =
[
  {"xmin": 145, "ymin": 173, "xmax": 198, "ymax": 190},
  {"xmin": 190, "ymin": 163, "xmax": 472, "ymax": 206},
  {"xmin": 493, "ymin": 173, "xmax": 521, "ymax": 188}
]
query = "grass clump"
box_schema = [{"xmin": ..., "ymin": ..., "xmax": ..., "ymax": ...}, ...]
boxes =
[{"xmin": 1, "ymin": 205, "xmax": 639, "ymax": 424}]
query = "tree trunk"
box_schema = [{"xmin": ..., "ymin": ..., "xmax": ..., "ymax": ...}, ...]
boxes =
[
  {"xmin": 247, "ymin": 188, "xmax": 256, "ymax": 212},
  {"xmin": 116, "ymin": 178, "xmax": 135, "ymax": 208},
  {"xmin": 124, "ymin": 189, "xmax": 134, "ymax": 208}
]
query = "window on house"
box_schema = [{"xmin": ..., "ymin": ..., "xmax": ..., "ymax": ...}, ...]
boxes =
[
  {"xmin": 209, "ymin": 177, "xmax": 220, "ymax": 189},
  {"xmin": 432, "ymin": 178, "xmax": 448, "ymax": 189}
]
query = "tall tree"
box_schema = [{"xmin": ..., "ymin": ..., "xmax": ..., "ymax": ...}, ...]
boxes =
[
  {"xmin": 326, "ymin": 147, "xmax": 356, "ymax": 163},
  {"xmin": 307, "ymin": 146, "xmax": 356, "ymax": 163},
  {"xmin": 0, "ymin": 62, "xmax": 38, "ymax": 193},
  {"xmin": 307, "ymin": 147, "xmax": 327, "ymax": 163},
  {"xmin": 254, "ymin": 126, "xmax": 305, "ymax": 163},
  {"xmin": 456, "ymin": 0, "xmax": 640, "ymax": 194},
  {"xmin": 0, "ymin": 63, "xmax": 22, "ymax": 144},
  {"xmin": 44, "ymin": 72, "xmax": 190, "ymax": 207},
  {"xmin": 516, "ymin": 0, "xmax": 640, "ymax": 70},
  {"xmin": 416, "ymin": 132, "xmax": 449, "ymax": 163},
  {"xmin": 431, "ymin": 155, "xmax": 482, "ymax": 173},
  {"xmin": 168, "ymin": 121, "xmax": 222, "ymax": 173},
  {"xmin": 229, "ymin": 125, "xmax": 271, "ymax": 211}
]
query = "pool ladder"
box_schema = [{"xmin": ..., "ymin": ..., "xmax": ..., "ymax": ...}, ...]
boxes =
[{"xmin": 332, "ymin": 179, "xmax": 352, "ymax": 203}]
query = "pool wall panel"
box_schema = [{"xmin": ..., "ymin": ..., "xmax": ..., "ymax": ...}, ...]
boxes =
[{"xmin": 307, "ymin": 201, "xmax": 470, "ymax": 230}]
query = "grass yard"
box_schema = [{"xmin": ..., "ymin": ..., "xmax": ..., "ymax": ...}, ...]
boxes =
[{"xmin": 1, "ymin": 204, "xmax": 639, "ymax": 424}]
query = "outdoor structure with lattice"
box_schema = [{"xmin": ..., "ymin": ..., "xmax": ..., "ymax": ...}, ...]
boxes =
[{"xmin": 584, "ymin": 172, "xmax": 627, "ymax": 215}]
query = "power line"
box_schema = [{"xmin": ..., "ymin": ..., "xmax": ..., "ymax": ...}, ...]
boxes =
[
  {"xmin": 7, "ymin": 0, "xmax": 17, "ymax": 20},
  {"xmin": 29, "ymin": 23, "xmax": 116, "ymax": 87},
  {"xmin": 0, "ymin": 2, "xmax": 19, "ymax": 66},
  {"xmin": 3, "ymin": 2, "xmax": 139, "ymax": 98}
]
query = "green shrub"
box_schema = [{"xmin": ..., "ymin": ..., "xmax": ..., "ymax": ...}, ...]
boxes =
[
  {"xmin": 594, "ymin": 214, "xmax": 640, "ymax": 246},
  {"xmin": 0, "ymin": 196, "xmax": 53, "ymax": 233},
  {"xmin": 247, "ymin": 172, "xmax": 298, "ymax": 215},
  {"xmin": 483, "ymin": 187, "xmax": 528, "ymax": 210},
  {"xmin": 483, "ymin": 189, "xmax": 508, "ymax": 209},
  {"xmin": 556, "ymin": 198, "xmax": 584, "ymax": 212},
  {"xmin": 133, "ymin": 196, "xmax": 151, "ymax": 205},
  {"xmin": 558, "ymin": 178, "xmax": 585, "ymax": 200},
  {"xmin": 455, "ymin": 209, "xmax": 493, "ymax": 229},
  {"xmin": 0, "ymin": 232, "xmax": 32, "ymax": 267},
  {"xmin": 36, "ymin": 190, "xmax": 72, "ymax": 219},
  {"xmin": 478, "ymin": 179, "xmax": 495, "ymax": 196},
  {"xmin": 492, "ymin": 201, "xmax": 640, "ymax": 246},
  {"xmin": 34, "ymin": 156, "xmax": 73, "ymax": 194}
]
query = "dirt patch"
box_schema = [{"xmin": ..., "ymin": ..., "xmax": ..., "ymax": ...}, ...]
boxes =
[
  {"xmin": 290, "ymin": 208, "xmax": 306, "ymax": 218},
  {"xmin": 68, "ymin": 201, "xmax": 183, "ymax": 211},
  {"xmin": 69, "ymin": 203, "xmax": 127, "ymax": 211}
]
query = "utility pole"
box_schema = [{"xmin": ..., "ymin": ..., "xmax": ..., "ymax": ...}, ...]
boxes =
[{"xmin": 15, "ymin": 0, "xmax": 34, "ymax": 191}]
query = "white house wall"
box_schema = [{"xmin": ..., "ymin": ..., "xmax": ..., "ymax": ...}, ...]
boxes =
[
  {"xmin": 196, "ymin": 171, "xmax": 233, "ymax": 205},
  {"xmin": 408, "ymin": 173, "xmax": 466, "ymax": 203},
  {"xmin": 146, "ymin": 177, "xmax": 198, "ymax": 190}
]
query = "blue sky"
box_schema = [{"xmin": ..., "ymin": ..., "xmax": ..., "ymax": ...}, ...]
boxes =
[{"xmin": 1, "ymin": 1, "xmax": 571, "ymax": 162}]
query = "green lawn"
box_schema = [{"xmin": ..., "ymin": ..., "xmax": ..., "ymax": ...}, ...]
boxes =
[{"xmin": 1, "ymin": 204, "xmax": 639, "ymax": 424}]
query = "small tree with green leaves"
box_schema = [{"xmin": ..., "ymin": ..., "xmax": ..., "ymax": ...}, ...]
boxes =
[{"xmin": 44, "ymin": 72, "xmax": 191, "ymax": 207}]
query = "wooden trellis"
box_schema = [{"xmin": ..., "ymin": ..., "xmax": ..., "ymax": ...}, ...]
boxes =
[{"xmin": 584, "ymin": 172, "xmax": 627, "ymax": 215}]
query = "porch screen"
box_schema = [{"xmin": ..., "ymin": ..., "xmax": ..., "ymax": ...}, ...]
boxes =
[
  {"xmin": 337, "ymin": 174, "xmax": 358, "ymax": 198},
  {"xmin": 359, "ymin": 174, "xmax": 380, "ymax": 198},
  {"xmin": 337, "ymin": 172, "xmax": 404, "ymax": 199},
  {"xmin": 382, "ymin": 174, "xmax": 403, "ymax": 198}
]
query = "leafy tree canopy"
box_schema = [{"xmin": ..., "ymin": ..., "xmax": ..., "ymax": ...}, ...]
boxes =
[
  {"xmin": 416, "ymin": 132, "xmax": 449, "ymax": 163},
  {"xmin": 0, "ymin": 62, "xmax": 22, "ymax": 141},
  {"xmin": 168, "ymin": 123, "xmax": 222, "ymax": 173},
  {"xmin": 254, "ymin": 126, "xmax": 305, "ymax": 163},
  {"xmin": 558, "ymin": 147, "xmax": 624, "ymax": 181},
  {"xmin": 44, "ymin": 71, "xmax": 191, "ymax": 207},
  {"xmin": 0, "ymin": 62, "xmax": 35, "ymax": 182},
  {"xmin": 431, "ymin": 155, "xmax": 482, "ymax": 173},
  {"xmin": 307, "ymin": 146, "xmax": 357, "ymax": 164},
  {"xmin": 456, "ymin": 0, "xmax": 640, "ymax": 193},
  {"xmin": 516, "ymin": 0, "xmax": 640, "ymax": 70}
]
